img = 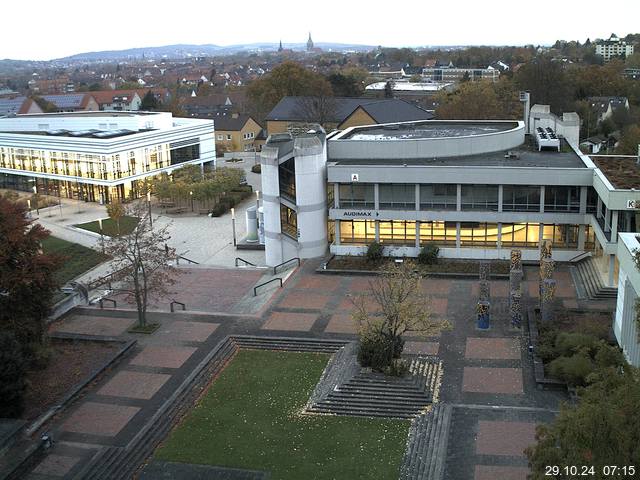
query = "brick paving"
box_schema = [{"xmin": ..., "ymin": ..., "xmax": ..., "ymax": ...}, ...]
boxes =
[
  {"xmin": 32, "ymin": 454, "xmax": 81, "ymax": 477},
  {"xmin": 25, "ymin": 260, "xmax": 581, "ymax": 479},
  {"xmin": 474, "ymin": 465, "xmax": 529, "ymax": 480},
  {"xmin": 462, "ymin": 367, "xmax": 524, "ymax": 394},
  {"xmin": 465, "ymin": 337, "xmax": 521, "ymax": 360},
  {"xmin": 471, "ymin": 280, "xmax": 509, "ymax": 298},
  {"xmin": 130, "ymin": 345, "xmax": 197, "ymax": 369},
  {"xmin": 475, "ymin": 421, "xmax": 537, "ymax": 456},
  {"xmin": 97, "ymin": 371, "xmax": 171, "ymax": 400},
  {"xmin": 60, "ymin": 402, "xmax": 140, "ymax": 437},
  {"xmin": 261, "ymin": 311, "xmax": 318, "ymax": 331},
  {"xmin": 50, "ymin": 315, "xmax": 133, "ymax": 337}
]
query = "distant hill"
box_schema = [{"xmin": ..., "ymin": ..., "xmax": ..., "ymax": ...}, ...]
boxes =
[{"xmin": 55, "ymin": 42, "xmax": 377, "ymax": 61}]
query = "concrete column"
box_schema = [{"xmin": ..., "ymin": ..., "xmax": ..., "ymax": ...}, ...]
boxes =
[
  {"xmin": 375, "ymin": 220, "xmax": 380, "ymax": 242},
  {"xmin": 538, "ymin": 223, "xmax": 544, "ymax": 247},
  {"xmin": 611, "ymin": 210, "xmax": 619, "ymax": 243},
  {"xmin": 608, "ymin": 254, "xmax": 615, "ymax": 287},
  {"xmin": 456, "ymin": 222, "xmax": 461, "ymax": 249},
  {"xmin": 333, "ymin": 183, "xmax": 339, "ymax": 209},
  {"xmin": 415, "ymin": 184, "xmax": 420, "ymax": 211},
  {"xmin": 415, "ymin": 221, "xmax": 421, "ymax": 248},
  {"xmin": 456, "ymin": 184, "xmax": 462, "ymax": 211},
  {"xmin": 578, "ymin": 224, "xmax": 586, "ymax": 250},
  {"xmin": 497, "ymin": 222, "xmax": 502, "ymax": 249},
  {"xmin": 539, "ymin": 185, "xmax": 545, "ymax": 213},
  {"xmin": 579, "ymin": 186, "xmax": 587, "ymax": 214},
  {"xmin": 498, "ymin": 185, "xmax": 503, "ymax": 213},
  {"xmin": 334, "ymin": 220, "xmax": 341, "ymax": 245},
  {"xmin": 604, "ymin": 208, "xmax": 611, "ymax": 232},
  {"xmin": 597, "ymin": 196, "xmax": 603, "ymax": 219},
  {"xmin": 374, "ymin": 183, "xmax": 379, "ymax": 210}
]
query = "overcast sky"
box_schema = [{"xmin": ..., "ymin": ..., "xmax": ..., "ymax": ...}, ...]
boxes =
[{"xmin": 2, "ymin": 0, "xmax": 639, "ymax": 60}]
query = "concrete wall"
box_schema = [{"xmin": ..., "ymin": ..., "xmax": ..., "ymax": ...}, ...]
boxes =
[
  {"xmin": 260, "ymin": 144, "xmax": 284, "ymax": 266},
  {"xmin": 329, "ymin": 121, "xmax": 524, "ymax": 160},
  {"xmin": 614, "ymin": 233, "xmax": 640, "ymax": 367}
]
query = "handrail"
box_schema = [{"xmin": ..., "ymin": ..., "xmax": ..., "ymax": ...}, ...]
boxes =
[
  {"xmin": 568, "ymin": 251, "xmax": 592, "ymax": 263},
  {"xmin": 235, "ymin": 257, "xmax": 257, "ymax": 267},
  {"xmin": 170, "ymin": 300, "xmax": 186, "ymax": 312},
  {"xmin": 99, "ymin": 297, "xmax": 117, "ymax": 309},
  {"xmin": 87, "ymin": 266, "xmax": 128, "ymax": 290},
  {"xmin": 273, "ymin": 257, "xmax": 300, "ymax": 275},
  {"xmin": 176, "ymin": 255, "xmax": 199, "ymax": 265},
  {"xmin": 254, "ymin": 277, "xmax": 283, "ymax": 296}
]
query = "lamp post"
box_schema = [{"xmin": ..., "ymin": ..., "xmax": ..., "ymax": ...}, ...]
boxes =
[
  {"xmin": 32, "ymin": 185, "xmax": 39, "ymax": 215},
  {"xmin": 147, "ymin": 191, "xmax": 153, "ymax": 227},
  {"xmin": 231, "ymin": 207, "xmax": 237, "ymax": 246},
  {"xmin": 98, "ymin": 218, "xmax": 105, "ymax": 253},
  {"xmin": 190, "ymin": 191, "xmax": 194, "ymax": 212}
]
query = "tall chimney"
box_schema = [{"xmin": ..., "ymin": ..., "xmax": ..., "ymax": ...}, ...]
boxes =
[{"xmin": 520, "ymin": 91, "xmax": 531, "ymax": 133}]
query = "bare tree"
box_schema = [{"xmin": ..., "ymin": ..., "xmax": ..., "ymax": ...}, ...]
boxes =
[
  {"xmin": 101, "ymin": 202, "xmax": 179, "ymax": 328},
  {"xmin": 293, "ymin": 96, "xmax": 338, "ymax": 130},
  {"xmin": 353, "ymin": 261, "xmax": 451, "ymax": 371}
]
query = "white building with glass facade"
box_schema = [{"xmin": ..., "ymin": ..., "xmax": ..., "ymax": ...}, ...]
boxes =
[
  {"xmin": 260, "ymin": 114, "xmax": 640, "ymax": 292},
  {"xmin": 0, "ymin": 111, "xmax": 215, "ymax": 203}
]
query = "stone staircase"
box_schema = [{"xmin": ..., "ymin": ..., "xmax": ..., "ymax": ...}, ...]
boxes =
[
  {"xmin": 574, "ymin": 257, "xmax": 617, "ymax": 300},
  {"xmin": 399, "ymin": 403, "xmax": 453, "ymax": 480},
  {"xmin": 306, "ymin": 357, "xmax": 441, "ymax": 419}
]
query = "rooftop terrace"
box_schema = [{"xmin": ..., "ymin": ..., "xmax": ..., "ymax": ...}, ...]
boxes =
[{"xmin": 342, "ymin": 121, "xmax": 518, "ymax": 140}]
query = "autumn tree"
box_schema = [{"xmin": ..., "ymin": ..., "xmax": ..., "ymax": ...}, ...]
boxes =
[
  {"xmin": 526, "ymin": 366, "xmax": 640, "ymax": 479},
  {"xmin": 0, "ymin": 197, "xmax": 59, "ymax": 358},
  {"xmin": 436, "ymin": 79, "xmax": 521, "ymax": 120},
  {"xmin": 293, "ymin": 96, "xmax": 338, "ymax": 128},
  {"xmin": 140, "ymin": 90, "xmax": 159, "ymax": 110},
  {"xmin": 101, "ymin": 202, "xmax": 178, "ymax": 329},
  {"xmin": 247, "ymin": 61, "xmax": 333, "ymax": 121},
  {"xmin": 0, "ymin": 331, "xmax": 27, "ymax": 418},
  {"xmin": 352, "ymin": 261, "xmax": 451, "ymax": 373},
  {"xmin": 515, "ymin": 57, "xmax": 573, "ymax": 114},
  {"xmin": 616, "ymin": 124, "xmax": 640, "ymax": 155},
  {"xmin": 106, "ymin": 200, "xmax": 125, "ymax": 235}
]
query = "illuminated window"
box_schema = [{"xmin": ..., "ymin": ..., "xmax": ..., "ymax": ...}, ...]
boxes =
[
  {"xmin": 379, "ymin": 221, "xmax": 416, "ymax": 245},
  {"xmin": 459, "ymin": 222, "xmax": 499, "ymax": 248},
  {"xmin": 339, "ymin": 220, "xmax": 376, "ymax": 244},
  {"xmin": 501, "ymin": 223, "xmax": 540, "ymax": 248},
  {"xmin": 542, "ymin": 224, "xmax": 579, "ymax": 249},
  {"xmin": 419, "ymin": 221, "xmax": 456, "ymax": 246},
  {"xmin": 280, "ymin": 204, "xmax": 297, "ymax": 239}
]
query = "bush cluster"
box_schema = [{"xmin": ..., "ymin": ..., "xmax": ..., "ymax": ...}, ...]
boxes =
[
  {"xmin": 251, "ymin": 164, "xmax": 261, "ymax": 174},
  {"xmin": 417, "ymin": 243, "xmax": 439, "ymax": 265},
  {"xmin": 358, "ymin": 331, "xmax": 405, "ymax": 374},
  {"xmin": 209, "ymin": 186, "xmax": 253, "ymax": 217},
  {"xmin": 366, "ymin": 242, "xmax": 384, "ymax": 263},
  {"xmin": 0, "ymin": 332, "xmax": 27, "ymax": 418}
]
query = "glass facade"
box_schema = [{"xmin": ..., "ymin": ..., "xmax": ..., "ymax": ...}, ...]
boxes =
[
  {"xmin": 379, "ymin": 221, "xmax": 416, "ymax": 245},
  {"xmin": 278, "ymin": 157, "xmax": 296, "ymax": 201},
  {"xmin": 500, "ymin": 223, "xmax": 541, "ymax": 248},
  {"xmin": 379, "ymin": 184, "xmax": 415, "ymax": 209},
  {"xmin": 419, "ymin": 221, "xmax": 457, "ymax": 246},
  {"xmin": 544, "ymin": 186, "xmax": 580, "ymax": 212},
  {"xmin": 542, "ymin": 224, "xmax": 579, "ymax": 249},
  {"xmin": 338, "ymin": 184, "xmax": 374, "ymax": 209},
  {"xmin": 280, "ymin": 204, "xmax": 297, "ymax": 239},
  {"xmin": 340, "ymin": 220, "xmax": 376, "ymax": 244},
  {"xmin": 420, "ymin": 184, "xmax": 457, "ymax": 210},
  {"xmin": 502, "ymin": 185, "xmax": 540, "ymax": 212},
  {"xmin": 461, "ymin": 185, "xmax": 498, "ymax": 211},
  {"xmin": 459, "ymin": 222, "xmax": 499, "ymax": 248}
]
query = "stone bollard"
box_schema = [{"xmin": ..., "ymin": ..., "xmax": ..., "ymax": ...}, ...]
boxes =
[
  {"xmin": 540, "ymin": 278, "xmax": 556, "ymax": 322},
  {"xmin": 479, "ymin": 280, "xmax": 491, "ymax": 303},
  {"xmin": 479, "ymin": 261, "xmax": 491, "ymax": 281},
  {"xmin": 539, "ymin": 257, "xmax": 555, "ymax": 307},
  {"xmin": 476, "ymin": 300, "xmax": 490, "ymax": 329},
  {"xmin": 510, "ymin": 289, "xmax": 523, "ymax": 328}
]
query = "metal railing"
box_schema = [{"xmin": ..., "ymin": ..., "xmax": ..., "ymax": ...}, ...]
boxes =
[
  {"xmin": 176, "ymin": 255, "xmax": 199, "ymax": 265},
  {"xmin": 568, "ymin": 251, "xmax": 592, "ymax": 263},
  {"xmin": 99, "ymin": 297, "xmax": 117, "ymax": 309},
  {"xmin": 87, "ymin": 266, "xmax": 128, "ymax": 290},
  {"xmin": 273, "ymin": 257, "xmax": 300, "ymax": 275},
  {"xmin": 235, "ymin": 257, "xmax": 257, "ymax": 267},
  {"xmin": 254, "ymin": 277, "xmax": 283, "ymax": 296},
  {"xmin": 170, "ymin": 300, "xmax": 186, "ymax": 312}
]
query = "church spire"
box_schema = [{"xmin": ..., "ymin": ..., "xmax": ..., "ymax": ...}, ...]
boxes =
[
  {"xmin": 278, "ymin": 39, "xmax": 283, "ymax": 52},
  {"xmin": 306, "ymin": 32, "xmax": 314, "ymax": 51}
]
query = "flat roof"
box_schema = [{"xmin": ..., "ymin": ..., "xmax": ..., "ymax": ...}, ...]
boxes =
[
  {"xmin": 330, "ymin": 137, "xmax": 587, "ymax": 169},
  {"xmin": 339, "ymin": 121, "xmax": 518, "ymax": 140},
  {"xmin": 591, "ymin": 155, "xmax": 640, "ymax": 189},
  {"xmin": 0, "ymin": 128, "xmax": 152, "ymax": 139},
  {"xmin": 15, "ymin": 111, "xmax": 159, "ymax": 118}
]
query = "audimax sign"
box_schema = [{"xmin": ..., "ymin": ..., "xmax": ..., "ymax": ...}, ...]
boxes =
[{"xmin": 342, "ymin": 211, "xmax": 379, "ymax": 218}]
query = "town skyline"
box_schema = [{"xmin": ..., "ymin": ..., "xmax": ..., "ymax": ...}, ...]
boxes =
[{"xmin": 1, "ymin": 0, "xmax": 639, "ymax": 61}]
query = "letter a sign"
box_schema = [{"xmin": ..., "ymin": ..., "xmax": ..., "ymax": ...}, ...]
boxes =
[{"xmin": 351, "ymin": 173, "xmax": 359, "ymax": 182}]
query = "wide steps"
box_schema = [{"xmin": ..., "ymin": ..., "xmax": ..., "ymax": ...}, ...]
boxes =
[
  {"xmin": 400, "ymin": 403, "xmax": 453, "ymax": 480},
  {"xmin": 233, "ymin": 336, "xmax": 347, "ymax": 353},
  {"xmin": 575, "ymin": 258, "xmax": 617, "ymax": 300}
]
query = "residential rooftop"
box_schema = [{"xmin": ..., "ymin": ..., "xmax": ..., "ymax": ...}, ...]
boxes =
[{"xmin": 591, "ymin": 155, "xmax": 640, "ymax": 189}]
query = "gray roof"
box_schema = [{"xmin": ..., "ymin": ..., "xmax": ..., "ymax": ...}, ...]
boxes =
[
  {"xmin": 0, "ymin": 96, "xmax": 28, "ymax": 116},
  {"xmin": 213, "ymin": 114, "xmax": 257, "ymax": 131},
  {"xmin": 41, "ymin": 94, "xmax": 87, "ymax": 109},
  {"xmin": 265, "ymin": 96, "xmax": 433, "ymax": 124}
]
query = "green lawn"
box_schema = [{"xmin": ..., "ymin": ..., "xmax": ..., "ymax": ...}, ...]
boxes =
[
  {"xmin": 156, "ymin": 350, "xmax": 410, "ymax": 479},
  {"xmin": 75, "ymin": 216, "xmax": 139, "ymax": 237},
  {"xmin": 41, "ymin": 236, "xmax": 108, "ymax": 285}
]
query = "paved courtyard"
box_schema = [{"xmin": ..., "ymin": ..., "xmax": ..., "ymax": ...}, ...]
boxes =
[{"xmin": 24, "ymin": 260, "xmax": 579, "ymax": 479}]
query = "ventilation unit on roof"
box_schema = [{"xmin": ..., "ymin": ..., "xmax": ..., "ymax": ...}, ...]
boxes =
[
  {"xmin": 534, "ymin": 126, "xmax": 560, "ymax": 152},
  {"xmin": 504, "ymin": 151, "xmax": 519, "ymax": 159}
]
